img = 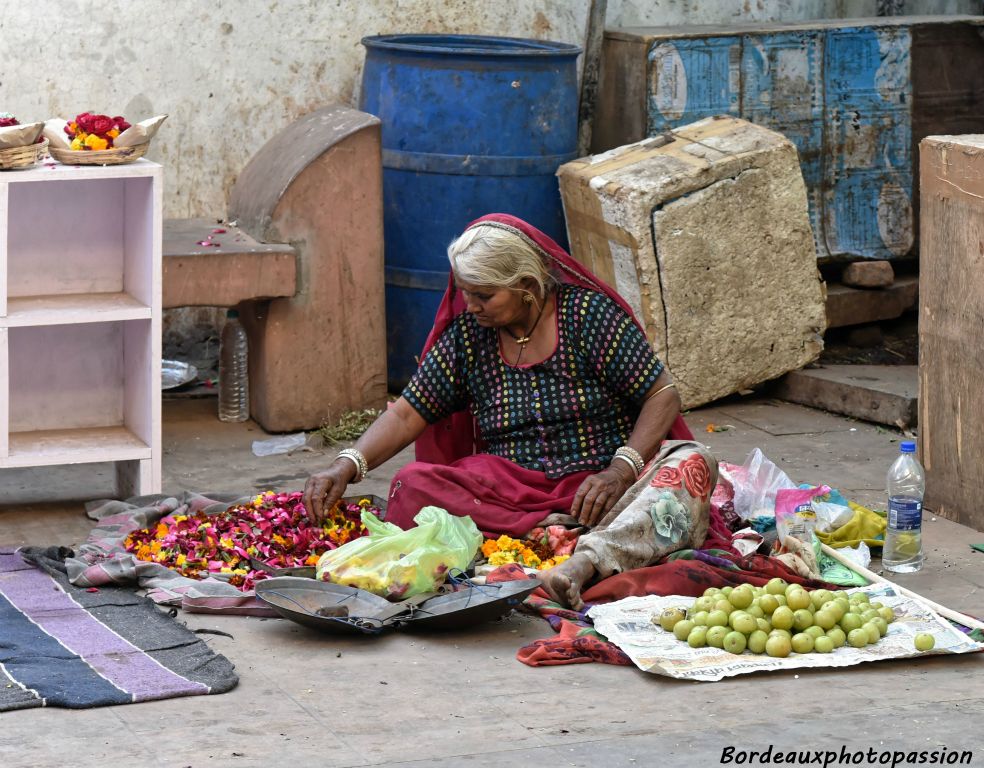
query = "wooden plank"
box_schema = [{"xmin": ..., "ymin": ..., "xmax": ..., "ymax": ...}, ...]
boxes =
[
  {"xmin": 919, "ymin": 135, "xmax": 984, "ymax": 531},
  {"xmin": 0, "ymin": 426, "xmax": 150, "ymax": 468},
  {"xmin": 162, "ymin": 218, "xmax": 296, "ymax": 307},
  {"xmin": 0, "ymin": 292, "xmax": 150, "ymax": 327}
]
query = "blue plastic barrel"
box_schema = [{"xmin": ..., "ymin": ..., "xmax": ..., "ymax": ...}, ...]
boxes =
[{"xmin": 359, "ymin": 34, "xmax": 581, "ymax": 390}]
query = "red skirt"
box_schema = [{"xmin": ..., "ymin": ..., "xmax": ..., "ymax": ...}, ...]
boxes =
[{"xmin": 385, "ymin": 454, "xmax": 591, "ymax": 537}]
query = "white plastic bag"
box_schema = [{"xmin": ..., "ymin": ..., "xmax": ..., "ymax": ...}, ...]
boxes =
[{"xmin": 731, "ymin": 448, "xmax": 796, "ymax": 520}]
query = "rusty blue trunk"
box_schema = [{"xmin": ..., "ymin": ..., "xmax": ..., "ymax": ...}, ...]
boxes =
[
  {"xmin": 360, "ymin": 34, "xmax": 581, "ymax": 389},
  {"xmin": 645, "ymin": 23, "xmax": 915, "ymax": 261}
]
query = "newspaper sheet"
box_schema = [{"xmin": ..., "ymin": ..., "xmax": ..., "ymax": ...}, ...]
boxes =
[{"xmin": 587, "ymin": 584, "xmax": 982, "ymax": 682}]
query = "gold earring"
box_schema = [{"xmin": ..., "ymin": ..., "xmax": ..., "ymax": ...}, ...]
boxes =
[{"xmin": 523, "ymin": 293, "xmax": 535, "ymax": 304}]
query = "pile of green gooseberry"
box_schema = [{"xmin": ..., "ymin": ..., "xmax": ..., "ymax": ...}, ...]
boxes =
[{"xmin": 654, "ymin": 578, "xmax": 897, "ymax": 658}]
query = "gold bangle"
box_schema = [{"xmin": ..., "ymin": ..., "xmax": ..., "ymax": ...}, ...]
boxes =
[
  {"xmin": 614, "ymin": 446, "xmax": 645, "ymax": 475},
  {"xmin": 646, "ymin": 381, "xmax": 677, "ymax": 402}
]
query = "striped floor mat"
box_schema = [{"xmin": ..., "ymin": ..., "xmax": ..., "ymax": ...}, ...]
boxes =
[{"xmin": 0, "ymin": 548, "xmax": 238, "ymax": 710}]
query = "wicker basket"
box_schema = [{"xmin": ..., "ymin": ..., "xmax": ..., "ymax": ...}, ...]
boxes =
[
  {"xmin": 0, "ymin": 139, "xmax": 49, "ymax": 171},
  {"xmin": 49, "ymin": 142, "xmax": 149, "ymax": 166}
]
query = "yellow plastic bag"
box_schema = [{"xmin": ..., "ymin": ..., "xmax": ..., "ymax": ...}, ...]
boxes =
[{"xmin": 315, "ymin": 506, "xmax": 482, "ymax": 600}]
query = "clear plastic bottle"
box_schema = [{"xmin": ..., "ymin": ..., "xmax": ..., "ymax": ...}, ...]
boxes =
[
  {"xmin": 218, "ymin": 309, "xmax": 249, "ymax": 422},
  {"xmin": 883, "ymin": 440, "xmax": 925, "ymax": 573}
]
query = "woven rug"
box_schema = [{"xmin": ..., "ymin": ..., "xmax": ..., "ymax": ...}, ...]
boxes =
[{"xmin": 0, "ymin": 547, "xmax": 238, "ymax": 710}]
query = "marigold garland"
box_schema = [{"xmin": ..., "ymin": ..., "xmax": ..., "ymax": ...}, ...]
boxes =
[{"xmin": 124, "ymin": 491, "xmax": 380, "ymax": 590}]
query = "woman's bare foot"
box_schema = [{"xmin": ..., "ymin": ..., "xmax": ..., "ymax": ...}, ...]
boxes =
[{"xmin": 537, "ymin": 553, "xmax": 596, "ymax": 611}]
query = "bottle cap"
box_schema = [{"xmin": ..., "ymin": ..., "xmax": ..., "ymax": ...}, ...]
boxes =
[
  {"xmin": 900, "ymin": 441, "xmax": 916, "ymax": 453},
  {"xmin": 226, "ymin": 309, "xmax": 239, "ymax": 319}
]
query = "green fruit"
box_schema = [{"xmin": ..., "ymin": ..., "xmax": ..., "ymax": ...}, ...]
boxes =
[
  {"xmin": 723, "ymin": 631, "xmax": 747, "ymax": 655},
  {"xmin": 713, "ymin": 599, "xmax": 735, "ymax": 615},
  {"xmin": 687, "ymin": 626, "xmax": 708, "ymax": 648},
  {"xmin": 787, "ymin": 589, "xmax": 812, "ymax": 611},
  {"xmin": 774, "ymin": 594, "xmax": 788, "ymax": 607},
  {"xmin": 729, "ymin": 587, "xmax": 754, "ymax": 609},
  {"xmin": 811, "ymin": 589, "xmax": 833, "ymax": 609},
  {"xmin": 804, "ymin": 625, "xmax": 825, "ymax": 640},
  {"xmin": 847, "ymin": 628, "xmax": 869, "ymax": 648},
  {"xmin": 861, "ymin": 609, "xmax": 879, "ymax": 624},
  {"xmin": 765, "ymin": 578, "xmax": 788, "ymax": 595},
  {"xmin": 791, "ymin": 633, "xmax": 814, "ymax": 654},
  {"xmin": 769, "ymin": 628, "xmax": 792, "ymax": 641},
  {"xmin": 878, "ymin": 606, "xmax": 895, "ymax": 623},
  {"xmin": 784, "ymin": 583, "xmax": 804, "ymax": 598},
  {"xmin": 840, "ymin": 613, "xmax": 863, "ymax": 632},
  {"xmin": 707, "ymin": 610, "xmax": 729, "ymax": 627},
  {"xmin": 746, "ymin": 604, "xmax": 765, "ymax": 620},
  {"xmin": 658, "ymin": 607, "xmax": 687, "ymax": 631},
  {"xmin": 862, "ymin": 622, "xmax": 881, "ymax": 644},
  {"xmin": 747, "ymin": 630, "xmax": 769, "ymax": 654},
  {"xmin": 824, "ymin": 602, "xmax": 845, "ymax": 622},
  {"xmin": 691, "ymin": 610, "xmax": 710, "ymax": 626},
  {"xmin": 851, "ymin": 592, "xmax": 870, "ymax": 604},
  {"xmin": 765, "ymin": 635, "xmax": 792, "ymax": 658},
  {"xmin": 871, "ymin": 617, "xmax": 889, "ymax": 637},
  {"xmin": 813, "ymin": 609, "xmax": 837, "ymax": 630},
  {"xmin": 793, "ymin": 609, "xmax": 814, "ymax": 631},
  {"xmin": 730, "ymin": 612, "xmax": 757, "ymax": 635},
  {"xmin": 771, "ymin": 606, "xmax": 794, "ymax": 631},
  {"xmin": 721, "ymin": 586, "xmax": 734, "ymax": 597},
  {"xmin": 706, "ymin": 625, "xmax": 729, "ymax": 648},
  {"xmin": 914, "ymin": 633, "xmax": 936, "ymax": 651},
  {"xmin": 826, "ymin": 627, "xmax": 847, "ymax": 648},
  {"xmin": 693, "ymin": 596, "xmax": 716, "ymax": 613},
  {"xmin": 756, "ymin": 618, "xmax": 772, "ymax": 633},
  {"xmin": 814, "ymin": 636, "xmax": 834, "ymax": 653},
  {"xmin": 758, "ymin": 594, "xmax": 780, "ymax": 615},
  {"xmin": 703, "ymin": 587, "xmax": 721, "ymax": 598},
  {"xmin": 673, "ymin": 619, "xmax": 696, "ymax": 641}
]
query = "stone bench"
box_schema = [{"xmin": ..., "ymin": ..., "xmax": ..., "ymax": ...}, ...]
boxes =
[{"xmin": 162, "ymin": 106, "xmax": 388, "ymax": 432}]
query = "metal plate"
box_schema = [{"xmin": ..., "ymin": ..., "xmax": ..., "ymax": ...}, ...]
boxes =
[
  {"xmin": 254, "ymin": 576, "xmax": 396, "ymax": 635},
  {"xmin": 400, "ymin": 580, "xmax": 539, "ymax": 631},
  {"xmin": 161, "ymin": 359, "xmax": 198, "ymax": 390}
]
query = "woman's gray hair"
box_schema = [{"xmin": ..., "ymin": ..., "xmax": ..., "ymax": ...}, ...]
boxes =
[{"xmin": 447, "ymin": 223, "xmax": 556, "ymax": 299}]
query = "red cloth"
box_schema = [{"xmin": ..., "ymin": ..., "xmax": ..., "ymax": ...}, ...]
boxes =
[
  {"xmin": 412, "ymin": 213, "xmax": 692, "ymax": 465},
  {"xmin": 385, "ymin": 454, "xmax": 592, "ymax": 536}
]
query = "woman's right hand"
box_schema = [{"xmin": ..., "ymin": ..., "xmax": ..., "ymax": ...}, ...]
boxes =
[{"xmin": 303, "ymin": 459, "xmax": 358, "ymax": 525}]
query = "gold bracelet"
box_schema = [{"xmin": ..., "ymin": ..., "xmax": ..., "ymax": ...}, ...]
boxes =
[
  {"xmin": 336, "ymin": 448, "xmax": 368, "ymax": 483},
  {"xmin": 646, "ymin": 381, "xmax": 677, "ymax": 402}
]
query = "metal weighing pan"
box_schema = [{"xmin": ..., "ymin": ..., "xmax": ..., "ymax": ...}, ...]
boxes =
[
  {"xmin": 400, "ymin": 580, "xmax": 540, "ymax": 631},
  {"xmin": 254, "ymin": 576, "xmax": 398, "ymax": 635}
]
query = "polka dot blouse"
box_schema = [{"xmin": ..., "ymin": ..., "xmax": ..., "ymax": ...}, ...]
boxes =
[{"xmin": 403, "ymin": 285, "xmax": 664, "ymax": 478}]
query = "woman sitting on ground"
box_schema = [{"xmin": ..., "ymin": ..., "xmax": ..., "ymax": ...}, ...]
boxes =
[{"xmin": 304, "ymin": 213, "xmax": 718, "ymax": 610}]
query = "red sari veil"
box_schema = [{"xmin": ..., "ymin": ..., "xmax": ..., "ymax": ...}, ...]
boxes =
[{"xmin": 413, "ymin": 213, "xmax": 693, "ymax": 464}]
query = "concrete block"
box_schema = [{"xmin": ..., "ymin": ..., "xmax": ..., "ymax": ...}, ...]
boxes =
[
  {"xmin": 558, "ymin": 116, "xmax": 825, "ymax": 409},
  {"xmin": 774, "ymin": 364, "xmax": 918, "ymax": 428},
  {"xmin": 842, "ymin": 260, "xmax": 895, "ymax": 288},
  {"xmin": 825, "ymin": 276, "xmax": 919, "ymax": 328}
]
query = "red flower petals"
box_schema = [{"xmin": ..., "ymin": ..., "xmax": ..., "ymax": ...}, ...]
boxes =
[{"xmin": 124, "ymin": 492, "xmax": 382, "ymax": 590}]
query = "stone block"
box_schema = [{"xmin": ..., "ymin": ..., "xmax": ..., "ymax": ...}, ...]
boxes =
[
  {"xmin": 825, "ymin": 276, "xmax": 919, "ymax": 329},
  {"xmin": 774, "ymin": 365, "xmax": 918, "ymax": 428},
  {"xmin": 841, "ymin": 260, "xmax": 895, "ymax": 288},
  {"xmin": 558, "ymin": 116, "xmax": 826, "ymax": 409}
]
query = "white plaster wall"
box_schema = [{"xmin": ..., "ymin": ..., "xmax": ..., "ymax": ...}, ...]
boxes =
[
  {"xmin": 0, "ymin": 0, "xmax": 590, "ymax": 218},
  {"xmin": 2, "ymin": 0, "xmax": 977, "ymax": 218}
]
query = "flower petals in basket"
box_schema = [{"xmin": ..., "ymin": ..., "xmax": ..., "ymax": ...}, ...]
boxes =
[{"xmin": 44, "ymin": 113, "xmax": 167, "ymax": 166}]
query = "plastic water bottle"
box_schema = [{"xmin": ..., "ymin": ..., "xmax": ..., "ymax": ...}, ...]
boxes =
[
  {"xmin": 883, "ymin": 440, "xmax": 925, "ymax": 573},
  {"xmin": 218, "ymin": 309, "xmax": 249, "ymax": 422}
]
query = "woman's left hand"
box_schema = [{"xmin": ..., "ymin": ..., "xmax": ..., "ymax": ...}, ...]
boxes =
[{"xmin": 570, "ymin": 464, "xmax": 636, "ymax": 528}]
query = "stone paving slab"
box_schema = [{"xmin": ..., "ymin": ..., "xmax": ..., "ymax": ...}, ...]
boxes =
[{"xmin": 1, "ymin": 397, "xmax": 982, "ymax": 767}]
